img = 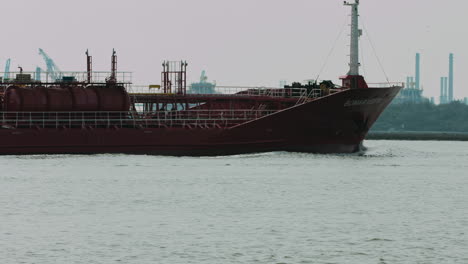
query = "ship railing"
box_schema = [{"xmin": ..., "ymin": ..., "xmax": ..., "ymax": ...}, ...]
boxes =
[
  {"xmin": 0, "ymin": 110, "xmax": 276, "ymax": 129},
  {"xmin": 0, "ymin": 71, "xmax": 132, "ymax": 84},
  {"xmin": 128, "ymin": 85, "xmax": 162, "ymax": 94},
  {"xmin": 210, "ymin": 86, "xmax": 306, "ymax": 98},
  {"xmin": 295, "ymin": 88, "xmax": 335, "ymax": 104},
  {"xmin": 367, "ymin": 82, "xmax": 404, "ymax": 88},
  {"xmin": 128, "ymin": 85, "xmax": 307, "ymax": 99}
]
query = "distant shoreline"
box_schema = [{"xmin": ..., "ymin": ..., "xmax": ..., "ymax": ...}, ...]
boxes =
[{"xmin": 367, "ymin": 131, "xmax": 468, "ymax": 141}]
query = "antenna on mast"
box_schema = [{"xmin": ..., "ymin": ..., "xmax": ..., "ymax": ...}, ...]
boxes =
[
  {"xmin": 341, "ymin": 0, "xmax": 368, "ymax": 89},
  {"xmin": 343, "ymin": 0, "xmax": 362, "ymax": 76}
]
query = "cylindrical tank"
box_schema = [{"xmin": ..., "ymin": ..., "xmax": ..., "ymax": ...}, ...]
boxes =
[
  {"xmin": 33, "ymin": 86, "xmax": 50, "ymax": 111},
  {"xmin": 4, "ymin": 86, "xmax": 48, "ymax": 112},
  {"xmin": 4, "ymin": 86, "xmax": 23, "ymax": 111},
  {"xmin": 4, "ymin": 84, "xmax": 130, "ymax": 112},
  {"xmin": 67, "ymin": 86, "xmax": 99, "ymax": 111},
  {"xmin": 46, "ymin": 86, "xmax": 74, "ymax": 112},
  {"xmin": 88, "ymin": 85, "xmax": 130, "ymax": 111}
]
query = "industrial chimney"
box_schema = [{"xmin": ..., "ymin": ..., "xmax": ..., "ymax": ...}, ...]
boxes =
[
  {"xmin": 440, "ymin": 77, "xmax": 444, "ymax": 104},
  {"xmin": 415, "ymin": 53, "xmax": 420, "ymax": 90},
  {"xmin": 449, "ymin": 53, "xmax": 454, "ymax": 102}
]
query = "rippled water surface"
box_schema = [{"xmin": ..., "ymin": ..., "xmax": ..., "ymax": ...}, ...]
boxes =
[{"xmin": 1, "ymin": 140, "xmax": 467, "ymax": 264}]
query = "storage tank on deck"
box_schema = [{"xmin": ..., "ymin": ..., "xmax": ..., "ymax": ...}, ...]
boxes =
[
  {"xmin": 46, "ymin": 86, "xmax": 74, "ymax": 111},
  {"xmin": 87, "ymin": 85, "xmax": 130, "ymax": 111},
  {"xmin": 67, "ymin": 85, "xmax": 99, "ymax": 111},
  {"xmin": 4, "ymin": 86, "xmax": 48, "ymax": 112},
  {"xmin": 3, "ymin": 85, "xmax": 130, "ymax": 112}
]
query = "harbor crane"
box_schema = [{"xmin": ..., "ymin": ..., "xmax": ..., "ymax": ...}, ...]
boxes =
[{"xmin": 38, "ymin": 48, "xmax": 62, "ymax": 81}]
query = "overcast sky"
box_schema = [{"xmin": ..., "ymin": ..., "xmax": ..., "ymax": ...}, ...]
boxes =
[{"xmin": 2, "ymin": 0, "xmax": 467, "ymax": 101}]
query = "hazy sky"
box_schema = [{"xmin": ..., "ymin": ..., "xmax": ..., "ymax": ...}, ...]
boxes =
[{"xmin": 2, "ymin": 0, "xmax": 467, "ymax": 101}]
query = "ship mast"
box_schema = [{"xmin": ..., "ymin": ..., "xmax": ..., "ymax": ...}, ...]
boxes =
[
  {"xmin": 344, "ymin": 0, "xmax": 361, "ymax": 76},
  {"xmin": 341, "ymin": 0, "xmax": 368, "ymax": 89}
]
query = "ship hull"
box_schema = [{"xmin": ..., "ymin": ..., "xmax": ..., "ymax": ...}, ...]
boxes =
[{"xmin": 0, "ymin": 87, "xmax": 400, "ymax": 156}]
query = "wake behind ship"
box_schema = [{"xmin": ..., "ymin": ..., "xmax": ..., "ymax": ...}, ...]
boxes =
[{"xmin": 0, "ymin": 0, "xmax": 401, "ymax": 156}]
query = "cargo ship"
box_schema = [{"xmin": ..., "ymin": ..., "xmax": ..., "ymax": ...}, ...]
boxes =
[{"xmin": 0, "ymin": 0, "xmax": 401, "ymax": 155}]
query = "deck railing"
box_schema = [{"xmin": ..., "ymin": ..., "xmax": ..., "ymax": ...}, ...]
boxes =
[
  {"xmin": 367, "ymin": 82, "xmax": 404, "ymax": 88},
  {"xmin": 0, "ymin": 110, "xmax": 276, "ymax": 129},
  {"xmin": 128, "ymin": 85, "xmax": 308, "ymax": 99}
]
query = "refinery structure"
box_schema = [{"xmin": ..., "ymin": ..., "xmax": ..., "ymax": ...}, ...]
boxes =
[
  {"xmin": 393, "ymin": 53, "xmax": 428, "ymax": 104},
  {"xmin": 394, "ymin": 52, "xmax": 466, "ymax": 105},
  {"xmin": 440, "ymin": 53, "xmax": 455, "ymax": 104}
]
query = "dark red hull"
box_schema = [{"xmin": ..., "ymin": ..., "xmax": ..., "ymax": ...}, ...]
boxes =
[{"xmin": 0, "ymin": 87, "xmax": 400, "ymax": 155}]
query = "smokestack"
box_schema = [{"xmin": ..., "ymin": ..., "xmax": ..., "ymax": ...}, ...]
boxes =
[
  {"xmin": 415, "ymin": 53, "xmax": 420, "ymax": 90},
  {"xmin": 444, "ymin": 77, "xmax": 449, "ymax": 104},
  {"xmin": 440, "ymin": 77, "xmax": 444, "ymax": 104},
  {"xmin": 448, "ymin": 53, "xmax": 454, "ymax": 102}
]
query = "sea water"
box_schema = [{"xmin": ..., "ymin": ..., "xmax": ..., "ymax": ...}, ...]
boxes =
[{"xmin": 1, "ymin": 140, "xmax": 467, "ymax": 264}]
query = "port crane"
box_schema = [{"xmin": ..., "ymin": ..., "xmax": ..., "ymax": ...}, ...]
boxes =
[{"xmin": 38, "ymin": 48, "xmax": 62, "ymax": 81}]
